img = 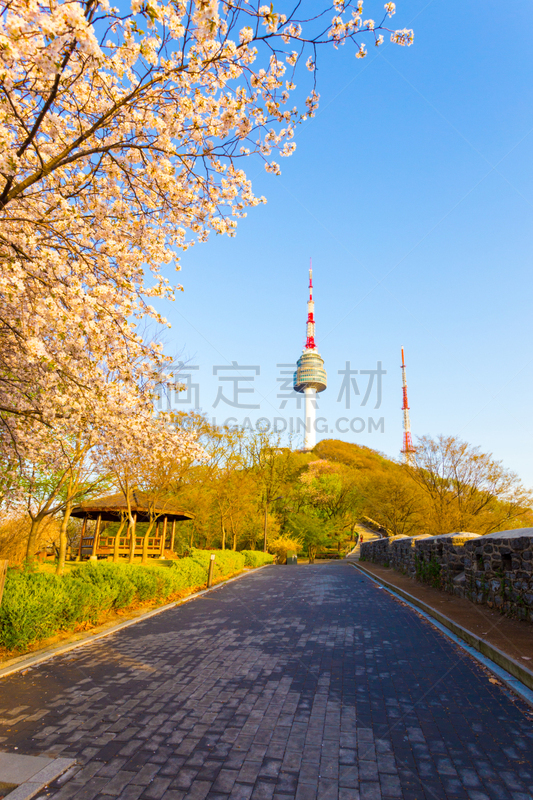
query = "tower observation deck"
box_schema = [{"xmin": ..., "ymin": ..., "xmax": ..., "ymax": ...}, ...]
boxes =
[{"xmin": 293, "ymin": 264, "xmax": 327, "ymax": 450}]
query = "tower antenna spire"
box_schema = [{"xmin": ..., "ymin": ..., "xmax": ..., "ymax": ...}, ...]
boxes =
[
  {"xmin": 306, "ymin": 257, "xmax": 316, "ymax": 350},
  {"xmin": 294, "ymin": 260, "xmax": 327, "ymax": 450},
  {"xmin": 401, "ymin": 346, "xmax": 416, "ymax": 465}
]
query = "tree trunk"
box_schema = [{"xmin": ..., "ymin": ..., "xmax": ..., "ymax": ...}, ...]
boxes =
[
  {"xmin": 56, "ymin": 499, "xmax": 73, "ymax": 575},
  {"xmin": 221, "ymin": 518, "xmax": 226, "ymax": 550},
  {"xmin": 114, "ymin": 518, "xmax": 126, "ymax": 562},
  {"xmin": 76, "ymin": 517, "xmax": 87, "ymax": 561},
  {"xmin": 25, "ymin": 515, "xmax": 45, "ymax": 567},
  {"xmin": 128, "ymin": 514, "xmax": 137, "ymax": 563},
  {"xmin": 142, "ymin": 521, "xmax": 155, "ymax": 565},
  {"xmin": 263, "ymin": 503, "xmax": 268, "ymax": 553},
  {"xmin": 308, "ymin": 545, "xmax": 317, "ymax": 565}
]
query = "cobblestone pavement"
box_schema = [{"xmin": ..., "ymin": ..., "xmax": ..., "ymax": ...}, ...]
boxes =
[{"xmin": 0, "ymin": 563, "xmax": 532, "ymax": 800}]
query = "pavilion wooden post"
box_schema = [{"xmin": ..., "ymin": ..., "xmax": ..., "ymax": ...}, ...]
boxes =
[
  {"xmin": 128, "ymin": 513, "xmax": 137, "ymax": 563},
  {"xmin": 91, "ymin": 514, "xmax": 102, "ymax": 560},
  {"xmin": 77, "ymin": 517, "xmax": 87, "ymax": 561},
  {"xmin": 159, "ymin": 518, "xmax": 168, "ymax": 557},
  {"xmin": 169, "ymin": 519, "xmax": 176, "ymax": 555}
]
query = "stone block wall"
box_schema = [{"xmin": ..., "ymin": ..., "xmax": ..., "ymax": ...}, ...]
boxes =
[
  {"xmin": 414, "ymin": 533, "xmax": 480, "ymax": 589},
  {"xmin": 463, "ymin": 529, "xmax": 533, "ymax": 621},
  {"xmin": 358, "ymin": 527, "xmax": 533, "ymax": 622},
  {"xmin": 390, "ymin": 535, "xmax": 430, "ymax": 576},
  {"xmin": 359, "ymin": 538, "xmax": 378, "ymax": 563},
  {"xmin": 368, "ymin": 537, "xmax": 394, "ymax": 566},
  {"xmin": 360, "ymin": 536, "xmax": 408, "ymax": 567}
]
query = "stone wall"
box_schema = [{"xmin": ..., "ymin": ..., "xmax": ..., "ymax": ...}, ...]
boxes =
[
  {"xmin": 390, "ymin": 535, "xmax": 431, "ymax": 576},
  {"xmin": 358, "ymin": 527, "xmax": 533, "ymax": 621},
  {"xmin": 389, "ymin": 537, "xmax": 410, "ymax": 572},
  {"xmin": 414, "ymin": 533, "xmax": 480, "ymax": 589},
  {"xmin": 360, "ymin": 535, "xmax": 430, "ymax": 576},
  {"xmin": 359, "ymin": 536, "xmax": 400, "ymax": 567},
  {"xmin": 463, "ymin": 529, "xmax": 533, "ymax": 622}
]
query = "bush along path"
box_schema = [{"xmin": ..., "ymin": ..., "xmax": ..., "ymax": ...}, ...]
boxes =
[{"xmin": 0, "ymin": 549, "xmax": 273, "ymax": 653}]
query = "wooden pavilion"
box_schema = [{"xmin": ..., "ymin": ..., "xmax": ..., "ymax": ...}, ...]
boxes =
[{"xmin": 70, "ymin": 491, "xmax": 194, "ymax": 560}]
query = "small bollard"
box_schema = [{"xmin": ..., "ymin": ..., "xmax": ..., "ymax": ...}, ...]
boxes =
[{"xmin": 207, "ymin": 553, "xmax": 216, "ymax": 588}]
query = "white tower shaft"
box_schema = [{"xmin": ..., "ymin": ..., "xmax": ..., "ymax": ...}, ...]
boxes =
[{"xmin": 304, "ymin": 387, "xmax": 316, "ymax": 450}]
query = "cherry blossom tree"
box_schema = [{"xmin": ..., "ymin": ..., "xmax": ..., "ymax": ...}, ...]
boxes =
[
  {"xmin": 14, "ymin": 425, "xmax": 104, "ymax": 567},
  {"xmin": 0, "ymin": 0, "xmax": 411, "ymax": 444}
]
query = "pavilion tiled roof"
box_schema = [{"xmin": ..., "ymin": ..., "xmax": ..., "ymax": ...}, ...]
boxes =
[{"xmin": 71, "ymin": 491, "xmax": 194, "ymax": 522}]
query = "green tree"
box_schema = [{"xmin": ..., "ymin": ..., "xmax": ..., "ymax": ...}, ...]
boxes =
[
  {"xmin": 358, "ymin": 472, "xmax": 427, "ymax": 538},
  {"xmin": 286, "ymin": 512, "xmax": 333, "ymax": 564},
  {"xmin": 409, "ymin": 435, "xmax": 532, "ymax": 535}
]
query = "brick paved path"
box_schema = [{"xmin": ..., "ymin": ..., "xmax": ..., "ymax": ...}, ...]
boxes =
[{"xmin": 0, "ymin": 563, "xmax": 532, "ymax": 800}]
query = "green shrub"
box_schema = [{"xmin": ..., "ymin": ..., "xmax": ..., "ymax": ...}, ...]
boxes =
[
  {"xmin": 0, "ymin": 549, "xmax": 246, "ymax": 652},
  {"xmin": 240, "ymin": 551, "xmax": 274, "ymax": 568},
  {"xmin": 188, "ymin": 548, "xmax": 245, "ymax": 580}
]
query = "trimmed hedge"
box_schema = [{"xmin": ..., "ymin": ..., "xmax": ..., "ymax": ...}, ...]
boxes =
[
  {"xmin": 240, "ymin": 551, "xmax": 274, "ymax": 568},
  {"xmin": 0, "ymin": 550, "xmax": 246, "ymax": 652},
  {"xmin": 187, "ymin": 548, "xmax": 245, "ymax": 580}
]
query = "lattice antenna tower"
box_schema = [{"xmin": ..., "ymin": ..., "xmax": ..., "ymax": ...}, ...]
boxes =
[{"xmin": 401, "ymin": 346, "xmax": 416, "ymax": 466}]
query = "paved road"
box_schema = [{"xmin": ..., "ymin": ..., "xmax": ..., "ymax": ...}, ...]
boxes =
[{"xmin": 0, "ymin": 563, "xmax": 532, "ymax": 800}]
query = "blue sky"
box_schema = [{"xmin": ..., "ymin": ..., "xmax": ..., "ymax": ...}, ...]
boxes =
[{"xmin": 157, "ymin": 1, "xmax": 533, "ymax": 486}]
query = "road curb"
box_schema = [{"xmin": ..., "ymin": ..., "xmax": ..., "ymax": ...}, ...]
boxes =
[
  {"xmin": 1, "ymin": 756, "xmax": 76, "ymax": 800},
  {"xmin": 350, "ymin": 561, "xmax": 533, "ymax": 707},
  {"xmin": 0, "ymin": 565, "xmax": 273, "ymax": 680}
]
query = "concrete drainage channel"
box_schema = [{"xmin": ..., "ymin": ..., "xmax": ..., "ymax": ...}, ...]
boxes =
[{"xmin": 0, "ymin": 752, "xmax": 76, "ymax": 800}]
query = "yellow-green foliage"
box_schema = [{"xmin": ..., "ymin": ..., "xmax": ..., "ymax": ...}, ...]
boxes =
[
  {"xmin": 313, "ymin": 439, "xmax": 396, "ymax": 474},
  {"xmin": 269, "ymin": 535, "xmax": 303, "ymax": 564},
  {"xmin": 0, "ymin": 550, "xmax": 245, "ymax": 652},
  {"xmin": 240, "ymin": 550, "xmax": 274, "ymax": 567}
]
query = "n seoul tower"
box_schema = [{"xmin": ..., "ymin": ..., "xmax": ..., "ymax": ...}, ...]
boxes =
[{"xmin": 294, "ymin": 262, "xmax": 327, "ymax": 450}]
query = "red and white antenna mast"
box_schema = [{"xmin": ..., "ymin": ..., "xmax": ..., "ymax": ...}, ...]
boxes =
[
  {"xmin": 401, "ymin": 347, "xmax": 416, "ymax": 465},
  {"xmin": 305, "ymin": 260, "xmax": 316, "ymax": 351}
]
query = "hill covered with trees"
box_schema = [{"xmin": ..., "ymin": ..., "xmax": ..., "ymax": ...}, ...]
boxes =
[{"xmin": 2, "ymin": 418, "xmax": 532, "ymax": 568}]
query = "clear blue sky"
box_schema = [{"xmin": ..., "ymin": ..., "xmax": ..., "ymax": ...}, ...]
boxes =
[{"xmin": 156, "ymin": 1, "xmax": 533, "ymax": 487}]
